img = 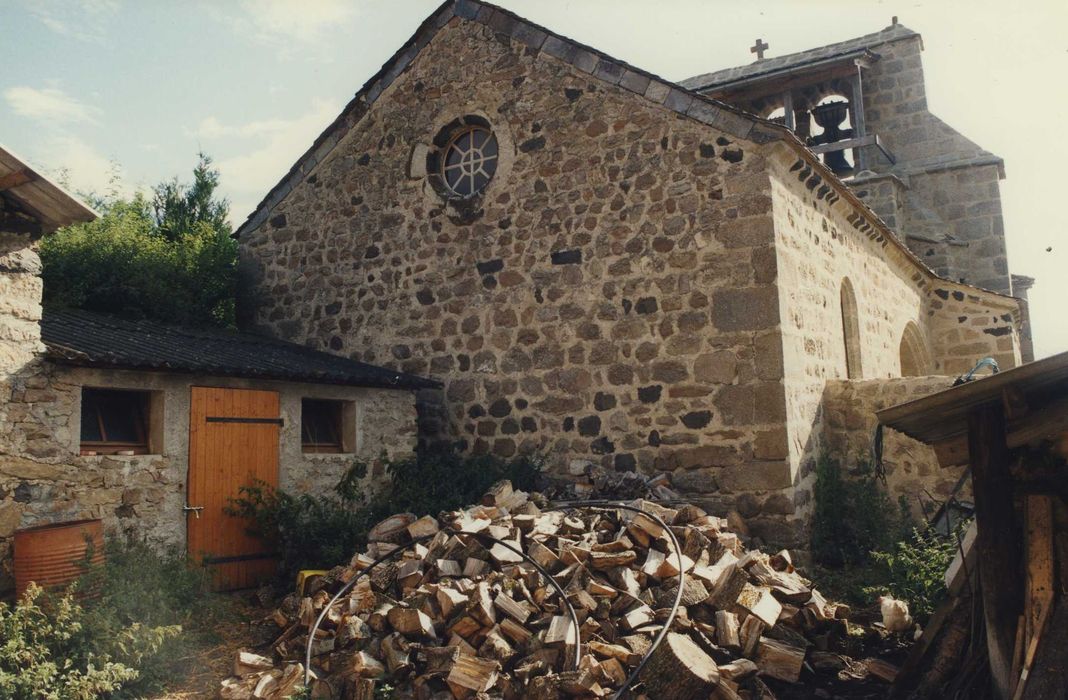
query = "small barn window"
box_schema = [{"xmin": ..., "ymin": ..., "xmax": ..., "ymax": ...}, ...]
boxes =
[
  {"xmin": 301, "ymin": 399, "xmax": 349, "ymax": 454},
  {"xmin": 840, "ymin": 278, "xmax": 863, "ymax": 379},
  {"xmin": 80, "ymin": 388, "xmax": 151, "ymax": 455}
]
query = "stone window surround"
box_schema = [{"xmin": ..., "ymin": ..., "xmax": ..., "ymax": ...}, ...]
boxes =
[
  {"xmin": 61, "ymin": 370, "xmax": 401, "ymax": 469},
  {"xmin": 410, "ymin": 108, "xmax": 515, "ymax": 210},
  {"xmin": 839, "ymin": 278, "xmax": 863, "ymax": 379}
]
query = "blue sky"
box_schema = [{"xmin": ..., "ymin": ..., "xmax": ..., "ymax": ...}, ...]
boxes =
[{"xmin": 3, "ymin": 0, "xmax": 1067, "ymax": 357}]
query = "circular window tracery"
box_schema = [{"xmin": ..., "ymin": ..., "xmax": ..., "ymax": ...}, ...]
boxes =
[{"xmin": 441, "ymin": 126, "xmax": 498, "ymax": 198}]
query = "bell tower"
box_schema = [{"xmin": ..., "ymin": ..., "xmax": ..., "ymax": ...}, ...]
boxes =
[{"xmin": 682, "ymin": 20, "xmax": 1018, "ymax": 297}]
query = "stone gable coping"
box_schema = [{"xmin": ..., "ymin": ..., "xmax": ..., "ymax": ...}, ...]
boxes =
[
  {"xmin": 234, "ymin": 0, "xmax": 772, "ymax": 239},
  {"xmin": 230, "ymin": 0, "xmax": 1019, "ymax": 316}
]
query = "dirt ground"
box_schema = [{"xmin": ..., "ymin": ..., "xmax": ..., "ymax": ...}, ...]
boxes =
[{"xmin": 151, "ymin": 592, "xmax": 271, "ymax": 700}]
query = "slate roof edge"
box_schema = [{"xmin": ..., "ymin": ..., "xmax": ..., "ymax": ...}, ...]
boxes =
[
  {"xmin": 44, "ymin": 351, "xmax": 439, "ymax": 391},
  {"xmin": 233, "ymin": 0, "xmax": 776, "ymax": 239},
  {"xmin": 681, "ymin": 23, "xmax": 922, "ymax": 92},
  {"xmin": 687, "ymin": 48, "xmax": 879, "ymax": 94}
]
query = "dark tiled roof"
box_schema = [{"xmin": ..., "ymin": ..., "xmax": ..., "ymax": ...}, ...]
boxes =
[
  {"xmin": 681, "ymin": 23, "xmax": 920, "ymax": 92},
  {"xmin": 41, "ymin": 309, "xmax": 439, "ymax": 391}
]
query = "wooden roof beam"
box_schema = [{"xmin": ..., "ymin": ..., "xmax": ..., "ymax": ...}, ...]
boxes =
[{"xmin": 0, "ymin": 169, "xmax": 33, "ymax": 192}]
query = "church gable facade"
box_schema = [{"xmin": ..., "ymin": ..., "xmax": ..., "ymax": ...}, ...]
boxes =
[{"xmin": 237, "ymin": 1, "xmax": 1018, "ymax": 542}]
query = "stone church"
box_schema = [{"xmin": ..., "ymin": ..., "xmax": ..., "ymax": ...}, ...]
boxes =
[{"xmin": 234, "ymin": 1, "xmax": 1026, "ymax": 543}]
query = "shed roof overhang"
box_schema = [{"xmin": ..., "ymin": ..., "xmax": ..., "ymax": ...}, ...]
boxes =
[
  {"xmin": 0, "ymin": 144, "xmax": 97, "ymax": 236},
  {"xmin": 877, "ymin": 352, "xmax": 1068, "ymax": 464}
]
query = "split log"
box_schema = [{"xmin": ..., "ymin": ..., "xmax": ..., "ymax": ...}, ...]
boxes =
[
  {"xmin": 446, "ymin": 653, "xmax": 499, "ymax": 693},
  {"xmin": 715, "ymin": 610, "xmax": 740, "ymax": 649},
  {"xmin": 233, "ymin": 650, "xmax": 273, "ymax": 676},
  {"xmin": 387, "ymin": 606, "xmax": 436, "ymax": 639},
  {"xmin": 638, "ymin": 632, "xmax": 720, "ymax": 699},
  {"xmin": 754, "ymin": 637, "xmax": 805, "ymax": 683}
]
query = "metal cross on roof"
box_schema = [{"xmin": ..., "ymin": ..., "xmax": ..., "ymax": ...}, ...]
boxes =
[{"xmin": 750, "ymin": 38, "xmax": 769, "ymax": 60}]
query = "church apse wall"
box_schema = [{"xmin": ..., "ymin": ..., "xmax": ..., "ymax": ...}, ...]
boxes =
[{"xmin": 239, "ymin": 18, "xmax": 798, "ymax": 529}]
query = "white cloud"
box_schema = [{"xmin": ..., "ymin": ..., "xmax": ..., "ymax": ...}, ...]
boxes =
[
  {"xmin": 212, "ymin": 99, "xmax": 341, "ymax": 222},
  {"xmin": 193, "ymin": 114, "xmax": 302, "ymax": 140},
  {"xmin": 36, "ymin": 134, "xmax": 125, "ymax": 198},
  {"xmin": 4, "ymin": 86, "xmax": 101, "ymax": 125},
  {"xmin": 210, "ymin": 0, "xmax": 357, "ymax": 46},
  {"xmin": 26, "ymin": 0, "xmax": 120, "ymax": 42}
]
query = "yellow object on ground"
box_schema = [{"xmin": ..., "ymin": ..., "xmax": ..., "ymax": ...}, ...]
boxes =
[{"xmin": 296, "ymin": 569, "xmax": 328, "ymax": 596}]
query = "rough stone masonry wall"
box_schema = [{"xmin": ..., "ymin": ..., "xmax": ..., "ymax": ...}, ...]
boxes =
[
  {"xmin": 767, "ymin": 149, "xmax": 1014, "ymax": 530},
  {"xmin": 769, "ymin": 154, "xmax": 928, "ymax": 528},
  {"xmin": 0, "ymin": 363, "xmax": 418, "ymax": 595},
  {"xmin": 822, "ymin": 377, "xmax": 970, "ymax": 521},
  {"xmin": 0, "ymin": 231, "xmax": 43, "ymax": 375},
  {"xmin": 926, "ymin": 284, "xmax": 1020, "ymax": 376},
  {"xmin": 239, "ymin": 18, "xmax": 798, "ymax": 536}
]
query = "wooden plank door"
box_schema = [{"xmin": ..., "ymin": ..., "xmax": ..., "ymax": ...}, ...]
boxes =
[{"xmin": 187, "ymin": 386, "xmax": 280, "ymax": 590}]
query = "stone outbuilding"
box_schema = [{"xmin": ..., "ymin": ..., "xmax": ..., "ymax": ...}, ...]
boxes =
[
  {"xmin": 234, "ymin": 1, "xmax": 1025, "ymax": 545},
  {"xmin": 0, "ymin": 146, "xmax": 436, "ymax": 593}
]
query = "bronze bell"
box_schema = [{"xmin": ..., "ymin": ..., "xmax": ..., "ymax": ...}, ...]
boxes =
[{"xmin": 810, "ymin": 100, "xmax": 854, "ymax": 176}]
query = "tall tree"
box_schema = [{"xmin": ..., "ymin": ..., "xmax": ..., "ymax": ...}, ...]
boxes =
[
  {"xmin": 152, "ymin": 153, "xmax": 231, "ymax": 241},
  {"xmin": 41, "ymin": 155, "xmax": 237, "ymax": 328}
]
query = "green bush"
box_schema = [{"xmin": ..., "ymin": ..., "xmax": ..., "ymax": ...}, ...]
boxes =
[
  {"xmin": 228, "ymin": 446, "xmax": 543, "ymax": 579},
  {"xmin": 0, "ymin": 583, "xmax": 172, "ymax": 700},
  {"xmin": 40, "ymin": 154, "xmax": 237, "ymax": 328},
  {"xmin": 371, "ymin": 447, "xmax": 543, "ymax": 520},
  {"xmin": 0, "ymin": 537, "xmax": 231, "ymax": 699},
  {"xmin": 811, "ymin": 455, "xmax": 910, "ymax": 566},
  {"xmin": 865, "ymin": 523, "xmax": 965, "ymax": 620},
  {"xmin": 810, "ymin": 454, "xmax": 966, "ymax": 624},
  {"xmin": 226, "ymin": 482, "xmax": 377, "ymax": 582}
]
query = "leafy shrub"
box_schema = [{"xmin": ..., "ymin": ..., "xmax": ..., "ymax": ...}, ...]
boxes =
[
  {"xmin": 229, "ymin": 446, "xmax": 543, "ymax": 578},
  {"xmin": 811, "ymin": 455, "xmax": 910, "ymax": 566},
  {"xmin": 371, "ymin": 447, "xmax": 542, "ymax": 520},
  {"xmin": 865, "ymin": 523, "xmax": 965, "ymax": 620},
  {"xmin": 226, "ymin": 483, "xmax": 376, "ymax": 582},
  {"xmin": 0, "ymin": 583, "xmax": 172, "ymax": 700}
]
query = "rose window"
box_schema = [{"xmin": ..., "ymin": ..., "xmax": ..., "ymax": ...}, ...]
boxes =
[{"xmin": 440, "ymin": 126, "xmax": 499, "ymax": 198}]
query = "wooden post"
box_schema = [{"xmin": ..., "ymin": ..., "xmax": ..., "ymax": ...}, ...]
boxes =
[
  {"xmin": 849, "ymin": 64, "xmax": 868, "ymax": 171},
  {"xmin": 782, "ymin": 91, "xmax": 795, "ymax": 132},
  {"xmin": 967, "ymin": 403, "xmax": 1021, "ymax": 699}
]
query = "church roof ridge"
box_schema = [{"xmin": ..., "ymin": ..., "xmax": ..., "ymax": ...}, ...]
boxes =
[{"xmin": 680, "ymin": 22, "xmax": 921, "ymax": 92}]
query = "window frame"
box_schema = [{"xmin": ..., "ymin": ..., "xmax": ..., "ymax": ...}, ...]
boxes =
[
  {"xmin": 300, "ymin": 398, "xmax": 348, "ymax": 455},
  {"xmin": 79, "ymin": 388, "xmax": 152, "ymax": 456},
  {"xmin": 439, "ymin": 125, "xmax": 499, "ymax": 199}
]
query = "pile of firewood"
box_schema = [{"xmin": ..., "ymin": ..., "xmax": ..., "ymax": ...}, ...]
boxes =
[{"xmin": 219, "ymin": 481, "xmax": 897, "ymax": 699}]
